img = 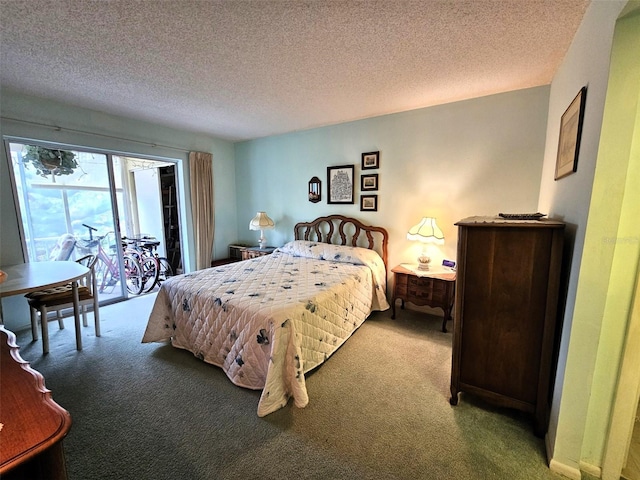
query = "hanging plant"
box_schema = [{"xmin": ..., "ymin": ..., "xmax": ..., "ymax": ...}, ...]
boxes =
[{"xmin": 22, "ymin": 146, "xmax": 78, "ymax": 177}]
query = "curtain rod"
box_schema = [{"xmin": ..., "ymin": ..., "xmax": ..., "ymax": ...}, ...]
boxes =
[{"xmin": 0, "ymin": 116, "xmax": 192, "ymax": 153}]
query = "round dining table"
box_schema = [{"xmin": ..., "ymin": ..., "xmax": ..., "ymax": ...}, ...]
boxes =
[{"xmin": 0, "ymin": 261, "xmax": 89, "ymax": 353}]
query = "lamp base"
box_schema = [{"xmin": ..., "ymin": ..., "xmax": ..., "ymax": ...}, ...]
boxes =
[{"xmin": 417, "ymin": 256, "xmax": 431, "ymax": 271}]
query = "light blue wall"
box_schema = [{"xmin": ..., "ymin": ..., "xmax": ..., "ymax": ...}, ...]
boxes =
[
  {"xmin": 0, "ymin": 88, "xmax": 237, "ymax": 330},
  {"xmin": 234, "ymin": 86, "xmax": 551, "ymax": 274}
]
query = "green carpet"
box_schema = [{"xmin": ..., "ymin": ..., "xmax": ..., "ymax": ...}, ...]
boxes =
[{"xmin": 13, "ymin": 293, "xmax": 566, "ymax": 480}]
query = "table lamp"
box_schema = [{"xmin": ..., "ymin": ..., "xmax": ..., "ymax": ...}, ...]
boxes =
[
  {"xmin": 407, "ymin": 217, "xmax": 444, "ymax": 270},
  {"xmin": 249, "ymin": 212, "xmax": 275, "ymax": 249}
]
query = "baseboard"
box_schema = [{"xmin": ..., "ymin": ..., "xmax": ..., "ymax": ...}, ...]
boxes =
[
  {"xmin": 545, "ymin": 432, "xmax": 602, "ymax": 479},
  {"xmin": 545, "ymin": 431, "xmax": 585, "ymax": 480},
  {"xmin": 549, "ymin": 459, "xmax": 582, "ymax": 480},
  {"xmin": 579, "ymin": 461, "xmax": 601, "ymax": 478}
]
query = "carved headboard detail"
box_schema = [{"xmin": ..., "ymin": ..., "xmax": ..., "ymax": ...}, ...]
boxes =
[{"xmin": 294, "ymin": 215, "xmax": 389, "ymax": 268}]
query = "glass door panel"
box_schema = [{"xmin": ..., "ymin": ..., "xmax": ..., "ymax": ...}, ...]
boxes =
[{"xmin": 7, "ymin": 142, "xmax": 128, "ymax": 303}]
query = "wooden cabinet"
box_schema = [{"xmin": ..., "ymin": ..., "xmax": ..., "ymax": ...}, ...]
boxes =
[
  {"xmin": 242, "ymin": 246, "xmax": 276, "ymax": 260},
  {"xmin": 0, "ymin": 327, "xmax": 71, "ymax": 479},
  {"xmin": 160, "ymin": 166, "xmax": 181, "ymax": 273},
  {"xmin": 229, "ymin": 244, "xmax": 248, "ymax": 262},
  {"xmin": 450, "ymin": 216, "xmax": 565, "ymax": 436},
  {"xmin": 391, "ymin": 265, "xmax": 456, "ymax": 332}
]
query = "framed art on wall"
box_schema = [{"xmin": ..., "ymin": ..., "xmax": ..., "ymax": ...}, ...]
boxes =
[
  {"xmin": 555, "ymin": 86, "xmax": 587, "ymax": 180},
  {"xmin": 361, "ymin": 151, "xmax": 379, "ymax": 170},
  {"xmin": 327, "ymin": 165, "xmax": 354, "ymax": 204},
  {"xmin": 360, "ymin": 194, "xmax": 378, "ymax": 212},
  {"xmin": 361, "ymin": 173, "xmax": 378, "ymax": 191}
]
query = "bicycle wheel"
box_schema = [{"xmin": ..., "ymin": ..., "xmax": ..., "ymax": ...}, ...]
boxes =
[
  {"xmin": 124, "ymin": 254, "xmax": 144, "ymax": 295},
  {"xmin": 96, "ymin": 256, "xmax": 118, "ymax": 294},
  {"xmin": 140, "ymin": 256, "xmax": 159, "ymax": 293},
  {"xmin": 156, "ymin": 257, "xmax": 174, "ymax": 284}
]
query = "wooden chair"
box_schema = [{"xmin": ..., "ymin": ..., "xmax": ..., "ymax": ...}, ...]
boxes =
[{"xmin": 26, "ymin": 255, "xmax": 101, "ymax": 354}]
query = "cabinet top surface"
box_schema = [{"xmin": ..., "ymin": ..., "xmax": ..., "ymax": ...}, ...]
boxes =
[
  {"xmin": 455, "ymin": 216, "xmax": 565, "ymax": 227},
  {"xmin": 392, "ymin": 264, "xmax": 456, "ymax": 281}
]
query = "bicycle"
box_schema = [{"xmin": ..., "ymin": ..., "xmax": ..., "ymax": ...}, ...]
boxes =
[
  {"xmin": 80, "ymin": 224, "xmax": 144, "ymax": 295},
  {"xmin": 122, "ymin": 235, "xmax": 174, "ymax": 293},
  {"xmin": 122, "ymin": 236, "xmax": 158, "ymax": 293}
]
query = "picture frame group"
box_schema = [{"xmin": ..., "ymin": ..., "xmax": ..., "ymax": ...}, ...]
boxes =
[{"xmin": 323, "ymin": 151, "xmax": 381, "ymax": 210}]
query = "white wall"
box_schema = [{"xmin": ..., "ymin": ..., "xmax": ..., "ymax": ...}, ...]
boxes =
[
  {"xmin": 536, "ymin": 0, "xmax": 630, "ymax": 476},
  {"xmin": 235, "ymin": 86, "xmax": 550, "ymax": 276},
  {"xmin": 0, "ymin": 89, "xmax": 237, "ymax": 330},
  {"xmin": 133, "ymin": 168, "xmax": 164, "ymax": 248}
]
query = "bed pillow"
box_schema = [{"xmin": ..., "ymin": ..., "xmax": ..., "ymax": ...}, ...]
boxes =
[{"xmin": 277, "ymin": 240, "xmax": 379, "ymax": 265}]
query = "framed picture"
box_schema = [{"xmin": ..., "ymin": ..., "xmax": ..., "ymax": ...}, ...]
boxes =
[
  {"xmin": 361, "ymin": 151, "xmax": 380, "ymax": 170},
  {"xmin": 360, "ymin": 194, "xmax": 378, "ymax": 212},
  {"xmin": 327, "ymin": 164, "xmax": 354, "ymax": 204},
  {"xmin": 555, "ymin": 86, "xmax": 587, "ymax": 180},
  {"xmin": 361, "ymin": 173, "xmax": 378, "ymax": 191}
]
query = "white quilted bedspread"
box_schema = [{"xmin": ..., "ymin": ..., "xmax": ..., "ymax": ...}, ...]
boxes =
[{"xmin": 142, "ymin": 241, "xmax": 389, "ymax": 416}]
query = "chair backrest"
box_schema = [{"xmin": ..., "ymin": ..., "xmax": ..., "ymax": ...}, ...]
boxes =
[
  {"xmin": 75, "ymin": 255, "xmax": 98, "ymax": 291},
  {"xmin": 76, "ymin": 254, "xmax": 96, "ymax": 268},
  {"xmin": 50, "ymin": 233, "xmax": 76, "ymax": 261}
]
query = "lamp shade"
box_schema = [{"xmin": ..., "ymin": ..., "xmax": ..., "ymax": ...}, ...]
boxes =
[
  {"xmin": 407, "ymin": 217, "xmax": 445, "ymax": 245},
  {"xmin": 249, "ymin": 212, "xmax": 275, "ymax": 231}
]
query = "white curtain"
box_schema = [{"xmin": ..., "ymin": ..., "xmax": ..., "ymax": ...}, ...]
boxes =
[{"xmin": 189, "ymin": 151, "xmax": 214, "ymax": 270}]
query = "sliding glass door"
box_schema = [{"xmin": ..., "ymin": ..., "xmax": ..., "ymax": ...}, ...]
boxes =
[
  {"xmin": 6, "ymin": 140, "xmax": 180, "ymax": 305},
  {"xmin": 7, "ymin": 141, "xmax": 130, "ymax": 302}
]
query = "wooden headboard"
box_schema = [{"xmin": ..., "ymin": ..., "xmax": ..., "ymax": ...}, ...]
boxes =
[{"xmin": 294, "ymin": 215, "xmax": 389, "ymax": 267}]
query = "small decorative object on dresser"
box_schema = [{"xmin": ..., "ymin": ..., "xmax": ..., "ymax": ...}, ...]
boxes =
[
  {"xmin": 241, "ymin": 246, "xmax": 276, "ymax": 260},
  {"xmin": 391, "ymin": 264, "xmax": 456, "ymax": 332},
  {"xmin": 249, "ymin": 212, "xmax": 275, "ymax": 249},
  {"xmin": 450, "ymin": 215, "xmax": 565, "ymax": 437}
]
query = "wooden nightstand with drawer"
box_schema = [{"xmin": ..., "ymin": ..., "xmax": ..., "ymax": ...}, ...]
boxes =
[
  {"xmin": 391, "ymin": 264, "xmax": 456, "ymax": 332},
  {"xmin": 241, "ymin": 246, "xmax": 276, "ymax": 260}
]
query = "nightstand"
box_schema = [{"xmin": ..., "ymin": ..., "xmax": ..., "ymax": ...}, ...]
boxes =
[
  {"xmin": 241, "ymin": 246, "xmax": 276, "ymax": 260},
  {"xmin": 391, "ymin": 264, "xmax": 456, "ymax": 332},
  {"xmin": 229, "ymin": 244, "xmax": 249, "ymax": 261}
]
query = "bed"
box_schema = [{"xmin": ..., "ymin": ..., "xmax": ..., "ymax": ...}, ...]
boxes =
[{"xmin": 142, "ymin": 215, "xmax": 390, "ymax": 416}]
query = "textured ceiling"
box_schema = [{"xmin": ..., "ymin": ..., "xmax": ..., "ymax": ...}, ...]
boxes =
[{"xmin": 0, "ymin": 0, "xmax": 590, "ymax": 142}]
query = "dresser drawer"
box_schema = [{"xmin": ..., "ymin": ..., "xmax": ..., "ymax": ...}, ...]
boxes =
[
  {"xmin": 407, "ymin": 276, "xmax": 433, "ymax": 300},
  {"xmin": 431, "ymin": 281, "xmax": 448, "ymax": 303}
]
